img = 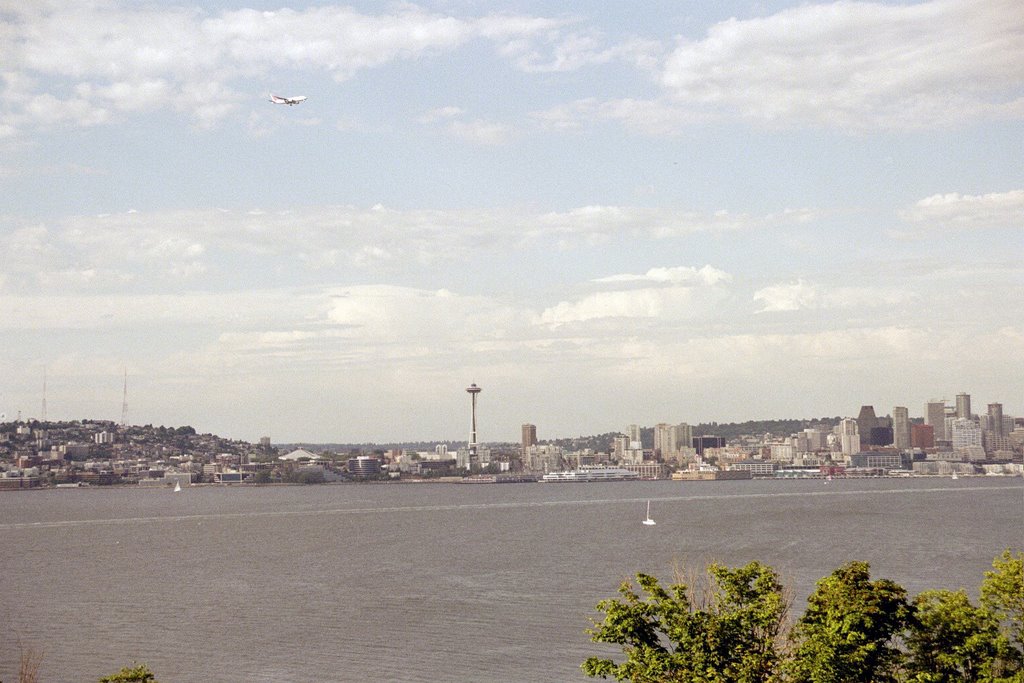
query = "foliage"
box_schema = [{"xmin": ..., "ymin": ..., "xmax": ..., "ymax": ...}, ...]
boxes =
[
  {"xmin": 98, "ymin": 664, "xmax": 158, "ymax": 683},
  {"xmin": 582, "ymin": 561, "xmax": 788, "ymax": 682},
  {"xmin": 981, "ymin": 550, "xmax": 1024, "ymax": 652},
  {"xmin": 904, "ymin": 589, "xmax": 1013, "ymax": 682},
  {"xmin": 584, "ymin": 551, "xmax": 1024, "ymax": 683},
  {"xmin": 785, "ymin": 561, "xmax": 911, "ymax": 683}
]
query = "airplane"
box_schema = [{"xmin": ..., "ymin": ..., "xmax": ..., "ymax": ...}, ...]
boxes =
[{"xmin": 269, "ymin": 94, "xmax": 307, "ymax": 106}]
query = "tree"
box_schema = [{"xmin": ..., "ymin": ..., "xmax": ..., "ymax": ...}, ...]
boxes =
[
  {"xmin": 981, "ymin": 550, "xmax": 1024, "ymax": 653},
  {"xmin": 785, "ymin": 561, "xmax": 911, "ymax": 683},
  {"xmin": 582, "ymin": 561, "xmax": 788, "ymax": 682},
  {"xmin": 99, "ymin": 664, "xmax": 158, "ymax": 683},
  {"xmin": 904, "ymin": 589, "xmax": 1013, "ymax": 682}
]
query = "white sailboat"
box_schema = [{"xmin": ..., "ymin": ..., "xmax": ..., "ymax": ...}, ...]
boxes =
[
  {"xmin": 173, "ymin": 481, "xmax": 182, "ymax": 492},
  {"xmin": 642, "ymin": 500, "xmax": 656, "ymax": 526}
]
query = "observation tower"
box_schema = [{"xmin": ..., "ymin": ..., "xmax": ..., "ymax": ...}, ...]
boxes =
[{"xmin": 466, "ymin": 383, "xmax": 481, "ymax": 458}]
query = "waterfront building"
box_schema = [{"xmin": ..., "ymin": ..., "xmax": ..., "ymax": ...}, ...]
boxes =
[
  {"xmin": 729, "ymin": 460, "xmax": 777, "ymax": 477},
  {"xmin": 347, "ymin": 456, "xmax": 382, "ymax": 477},
  {"xmin": 849, "ymin": 451, "xmax": 904, "ymax": 469}
]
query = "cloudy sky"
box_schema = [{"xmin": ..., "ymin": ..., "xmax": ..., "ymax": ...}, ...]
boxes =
[{"xmin": 1, "ymin": 0, "xmax": 1022, "ymax": 443}]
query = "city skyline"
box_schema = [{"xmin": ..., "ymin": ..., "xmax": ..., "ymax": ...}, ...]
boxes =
[{"xmin": 1, "ymin": 1, "xmax": 1022, "ymax": 443}]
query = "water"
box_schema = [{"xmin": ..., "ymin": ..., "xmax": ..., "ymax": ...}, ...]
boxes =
[{"xmin": 1, "ymin": 477, "xmax": 1021, "ymax": 682}]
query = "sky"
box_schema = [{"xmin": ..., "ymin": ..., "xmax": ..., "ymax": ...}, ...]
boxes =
[{"xmin": 1, "ymin": 0, "xmax": 1022, "ymax": 444}]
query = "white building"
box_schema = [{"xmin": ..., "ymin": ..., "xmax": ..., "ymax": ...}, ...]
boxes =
[{"xmin": 838, "ymin": 418, "xmax": 860, "ymax": 455}]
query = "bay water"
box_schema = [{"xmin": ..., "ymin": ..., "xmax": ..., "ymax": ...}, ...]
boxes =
[{"xmin": 1, "ymin": 477, "xmax": 1021, "ymax": 682}]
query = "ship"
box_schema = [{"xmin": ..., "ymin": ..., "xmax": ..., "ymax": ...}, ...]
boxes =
[{"xmin": 540, "ymin": 465, "xmax": 640, "ymax": 482}]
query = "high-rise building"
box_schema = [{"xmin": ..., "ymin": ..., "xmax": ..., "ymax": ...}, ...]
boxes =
[
  {"xmin": 520, "ymin": 423, "xmax": 536, "ymax": 450},
  {"xmin": 951, "ymin": 418, "xmax": 982, "ymax": 451},
  {"xmin": 692, "ymin": 435, "xmax": 725, "ymax": 456},
  {"xmin": 955, "ymin": 393, "xmax": 971, "ymax": 419},
  {"xmin": 856, "ymin": 406, "xmax": 878, "ymax": 445},
  {"xmin": 627, "ymin": 424, "xmax": 642, "ymax": 449},
  {"xmin": 839, "ymin": 418, "xmax": 860, "ymax": 455},
  {"xmin": 653, "ymin": 423, "xmax": 676, "ymax": 460},
  {"xmin": 803, "ymin": 428, "xmax": 826, "ymax": 451},
  {"xmin": 893, "ymin": 406, "xmax": 911, "ymax": 450},
  {"xmin": 987, "ymin": 403, "xmax": 1004, "ymax": 438},
  {"xmin": 675, "ymin": 423, "xmax": 693, "ymax": 453},
  {"xmin": 925, "ymin": 400, "xmax": 947, "ymax": 442},
  {"xmin": 911, "ymin": 423, "xmax": 934, "ymax": 449}
]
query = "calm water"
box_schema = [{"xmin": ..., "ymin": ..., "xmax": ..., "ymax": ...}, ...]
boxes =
[{"xmin": 1, "ymin": 477, "xmax": 1021, "ymax": 682}]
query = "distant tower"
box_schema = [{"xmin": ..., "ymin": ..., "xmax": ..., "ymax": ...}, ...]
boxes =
[
  {"xmin": 987, "ymin": 403, "xmax": 1004, "ymax": 438},
  {"xmin": 521, "ymin": 423, "xmax": 537, "ymax": 451},
  {"xmin": 41, "ymin": 368, "xmax": 47, "ymax": 422},
  {"xmin": 120, "ymin": 369, "xmax": 129, "ymax": 428},
  {"xmin": 925, "ymin": 400, "xmax": 947, "ymax": 442},
  {"xmin": 955, "ymin": 393, "xmax": 971, "ymax": 420},
  {"xmin": 856, "ymin": 406, "xmax": 877, "ymax": 445},
  {"xmin": 893, "ymin": 406, "xmax": 911, "ymax": 450},
  {"xmin": 466, "ymin": 383, "xmax": 482, "ymax": 458}
]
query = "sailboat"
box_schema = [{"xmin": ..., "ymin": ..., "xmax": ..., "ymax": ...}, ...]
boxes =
[
  {"xmin": 173, "ymin": 481, "xmax": 182, "ymax": 492},
  {"xmin": 642, "ymin": 500, "xmax": 656, "ymax": 526}
]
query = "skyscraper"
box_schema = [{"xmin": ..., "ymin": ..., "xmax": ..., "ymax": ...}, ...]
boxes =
[
  {"xmin": 839, "ymin": 418, "xmax": 860, "ymax": 455},
  {"xmin": 987, "ymin": 403, "xmax": 1004, "ymax": 438},
  {"xmin": 955, "ymin": 393, "xmax": 971, "ymax": 420},
  {"xmin": 520, "ymin": 423, "xmax": 536, "ymax": 450},
  {"xmin": 893, "ymin": 406, "xmax": 911, "ymax": 450},
  {"xmin": 653, "ymin": 423, "xmax": 676, "ymax": 460},
  {"xmin": 676, "ymin": 423, "xmax": 694, "ymax": 453},
  {"xmin": 627, "ymin": 424, "xmax": 642, "ymax": 449},
  {"xmin": 856, "ymin": 406, "xmax": 878, "ymax": 445},
  {"xmin": 925, "ymin": 400, "xmax": 947, "ymax": 442}
]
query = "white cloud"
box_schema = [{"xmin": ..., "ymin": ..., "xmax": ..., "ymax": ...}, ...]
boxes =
[
  {"xmin": 1, "ymin": 4, "xmax": 568, "ymax": 133},
  {"xmin": 753, "ymin": 279, "xmax": 819, "ymax": 312},
  {"xmin": 539, "ymin": 287, "xmax": 696, "ymax": 325},
  {"xmin": 594, "ymin": 265, "xmax": 732, "ymax": 286},
  {"xmin": 660, "ymin": 0, "xmax": 1024, "ymax": 130},
  {"xmin": 446, "ymin": 118, "xmax": 512, "ymax": 145},
  {"xmin": 900, "ymin": 189, "xmax": 1024, "ymax": 229},
  {"xmin": 0, "ymin": 205, "xmax": 809, "ymax": 294},
  {"xmin": 540, "ymin": 264, "xmax": 733, "ymax": 326},
  {"xmin": 753, "ymin": 279, "xmax": 913, "ymax": 313}
]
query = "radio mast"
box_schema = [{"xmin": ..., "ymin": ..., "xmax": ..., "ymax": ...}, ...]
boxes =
[{"xmin": 120, "ymin": 369, "xmax": 129, "ymax": 428}]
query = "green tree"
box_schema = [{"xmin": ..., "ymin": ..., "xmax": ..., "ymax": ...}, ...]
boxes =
[
  {"xmin": 582, "ymin": 561, "xmax": 788, "ymax": 682},
  {"xmin": 785, "ymin": 561, "xmax": 911, "ymax": 683},
  {"xmin": 99, "ymin": 665, "xmax": 158, "ymax": 683},
  {"xmin": 904, "ymin": 589, "xmax": 1012, "ymax": 682},
  {"xmin": 981, "ymin": 550, "xmax": 1024, "ymax": 652}
]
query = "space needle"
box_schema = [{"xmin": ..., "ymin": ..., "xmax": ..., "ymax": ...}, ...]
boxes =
[{"xmin": 466, "ymin": 383, "xmax": 482, "ymax": 461}]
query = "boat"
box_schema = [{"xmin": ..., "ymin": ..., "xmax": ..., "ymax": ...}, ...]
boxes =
[
  {"xmin": 173, "ymin": 481, "xmax": 182, "ymax": 492},
  {"xmin": 951, "ymin": 472, "xmax": 958, "ymax": 480},
  {"xmin": 540, "ymin": 466, "xmax": 640, "ymax": 482},
  {"xmin": 642, "ymin": 500, "xmax": 656, "ymax": 526}
]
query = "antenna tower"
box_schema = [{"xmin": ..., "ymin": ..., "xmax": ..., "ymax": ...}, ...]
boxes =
[
  {"xmin": 120, "ymin": 369, "xmax": 129, "ymax": 428},
  {"xmin": 41, "ymin": 368, "xmax": 47, "ymax": 422}
]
